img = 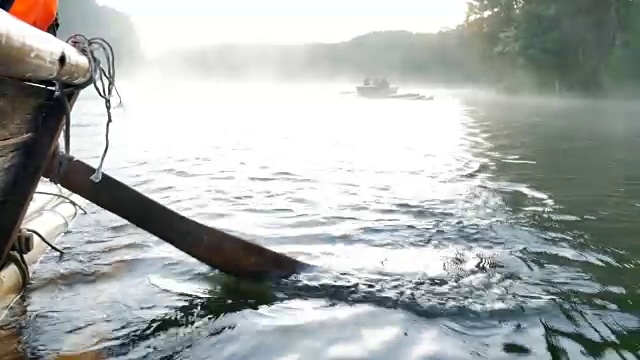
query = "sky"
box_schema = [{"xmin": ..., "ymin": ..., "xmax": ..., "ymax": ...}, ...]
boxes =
[{"xmin": 100, "ymin": 0, "xmax": 468, "ymax": 55}]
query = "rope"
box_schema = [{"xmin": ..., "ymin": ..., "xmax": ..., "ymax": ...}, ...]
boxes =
[
  {"xmin": 33, "ymin": 190, "xmax": 88, "ymax": 214},
  {"xmin": 22, "ymin": 228, "xmax": 65, "ymax": 255},
  {"xmin": 53, "ymin": 80, "xmax": 72, "ymax": 156},
  {"xmin": 64, "ymin": 34, "xmax": 121, "ymax": 183},
  {"xmin": 4, "ymin": 251, "xmax": 30, "ymax": 287},
  {"xmin": 47, "ymin": 150, "xmax": 73, "ymax": 185}
]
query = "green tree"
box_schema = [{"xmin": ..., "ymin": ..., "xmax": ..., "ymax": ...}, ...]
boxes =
[
  {"xmin": 608, "ymin": 0, "xmax": 640, "ymax": 84},
  {"xmin": 57, "ymin": 0, "xmax": 142, "ymax": 68},
  {"xmin": 465, "ymin": 0, "xmax": 623, "ymax": 93}
]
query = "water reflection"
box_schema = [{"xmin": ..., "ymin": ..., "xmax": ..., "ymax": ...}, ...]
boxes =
[
  {"xmin": 86, "ymin": 276, "xmax": 538, "ymax": 360},
  {"xmin": 97, "ymin": 276, "xmax": 275, "ymax": 358},
  {"xmin": 1, "ymin": 85, "xmax": 639, "ymax": 359},
  {"xmin": 460, "ymin": 93, "xmax": 640, "ymax": 359}
]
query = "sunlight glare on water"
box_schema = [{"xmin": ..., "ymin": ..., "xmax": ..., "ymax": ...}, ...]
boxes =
[{"xmin": 2, "ymin": 80, "xmax": 639, "ymax": 359}]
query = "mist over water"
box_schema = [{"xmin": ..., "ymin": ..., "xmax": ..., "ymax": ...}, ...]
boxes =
[{"xmin": 1, "ymin": 77, "xmax": 639, "ymax": 359}]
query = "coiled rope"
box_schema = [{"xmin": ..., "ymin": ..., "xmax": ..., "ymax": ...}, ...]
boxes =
[
  {"xmin": 54, "ymin": 34, "xmax": 122, "ymax": 183},
  {"xmin": 39, "ymin": 35, "xmax": 120, "ymax": 259}
]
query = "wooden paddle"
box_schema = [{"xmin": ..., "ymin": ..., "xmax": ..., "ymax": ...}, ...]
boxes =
[{"xmin": 42, "ymin": 157, "xmax": 312, "ymax": 280}]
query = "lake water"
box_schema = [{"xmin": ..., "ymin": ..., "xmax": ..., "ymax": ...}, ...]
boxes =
[{"xmin": 1, "ymin": 79, "xmax": 639, "ymax": 359}]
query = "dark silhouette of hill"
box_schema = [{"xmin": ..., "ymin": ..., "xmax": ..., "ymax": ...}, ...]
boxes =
[{"xmin": 57, "ymin": 0, "xmax": 142, "ymax": 69}]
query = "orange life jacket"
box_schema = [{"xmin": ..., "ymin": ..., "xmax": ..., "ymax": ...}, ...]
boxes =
[{"xmin": 1, "ymin": 0, "xmax": 58, "ymax": 32}]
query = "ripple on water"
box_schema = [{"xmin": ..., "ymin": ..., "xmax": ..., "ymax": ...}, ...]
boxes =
[{"xmin": 5, "ymin": 87, "xmax": 639, "ymax": 359}]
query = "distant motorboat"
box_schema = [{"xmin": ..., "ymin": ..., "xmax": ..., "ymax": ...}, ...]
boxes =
[
  {"xmin": 356, "ymin": 76, "xmax": 399, "ymax": 98},
  {"xmin": 356, "ymin": 85, "xmax": 399, "ymax": 98}
]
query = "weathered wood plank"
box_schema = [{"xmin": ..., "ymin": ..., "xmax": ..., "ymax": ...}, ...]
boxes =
[
  {"xmin": 0, "ymin": 146, "xmax": 24, "ymax": 199},
  {"xmin": 0, "ymin": 77, "xmax": 49, "ymax": 213},
  {"xmin": 0, "ymin": 150, "xmax": 21, "ymax": 202},
  {"xmin": 0, "ymin": 78, "xmax": 46, "ymax": 141},
  {"xmin": 0, "ymin": 134, "xmax": 33, "ymax": 148},
  {"xmin": 0, "ymin": 76, "xmax": 76, "ymax": 266},
  {"xmin": 0, "ymin": 11, "xmax": 91, "ymax": 85}
]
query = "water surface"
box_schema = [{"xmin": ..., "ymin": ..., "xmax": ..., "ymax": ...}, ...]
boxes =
[{"xmin": 2, "ymin": 81, "xmax": 639, "ymax": 359}]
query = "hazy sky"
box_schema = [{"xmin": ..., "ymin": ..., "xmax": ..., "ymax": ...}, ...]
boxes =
[{"xmin": 100, "ymin": 0, "xmax": 468, "ymax": 55}]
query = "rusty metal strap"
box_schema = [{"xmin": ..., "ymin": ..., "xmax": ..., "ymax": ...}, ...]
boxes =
[{"xmin": 48, "ymin": 151, "xmax": 74, "ymax": 185}]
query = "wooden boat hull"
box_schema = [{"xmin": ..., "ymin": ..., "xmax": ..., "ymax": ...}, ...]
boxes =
[
  {"xmin": 0, "ymin": 77, "xmax": 65, "ymax": 267},
  {"xmin": 0, "ymin": 11, "xmax": 90, "ymax": 281},
  {"xmin": 356, "ymin": 85, "xmax": 399, "ymax": 98}
]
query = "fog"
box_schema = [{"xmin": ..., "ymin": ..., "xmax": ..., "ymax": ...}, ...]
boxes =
[
  {"xmin": 99, "ymin": 0, "xmax": 467, "ymax": 55},
  {"xmin": 56, "ymin": 0, "xmax": 484, "ymax": 86},
  {"xmin": 58, "ymin": 0, "xmax": 633, "ymax": 97},
  {"xmin": 142, "ymin": 30, "xmax": 484, "ymax": 86}
]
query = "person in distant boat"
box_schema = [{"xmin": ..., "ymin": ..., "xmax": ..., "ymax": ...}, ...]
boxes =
[
  {"xmin": 0, "ymin": 0, "xmax": 59, "ymax": 35},
  {"xmin": 363, "ymin": 77, "xmax": 371, "ymax": 86},
  {"xmin": 379, "ymin": 77, "xmax": 389, "ymax": 89}
]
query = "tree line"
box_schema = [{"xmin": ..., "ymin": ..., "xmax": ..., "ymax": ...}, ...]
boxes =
[
  {"xmin": 53, "ymin": 0, "xmax": 640, "ymax": 94},
  {"xmin": 465, "ymin": 0, "xmax": 640, "ymax": 94},
  {"xmin": 155, "ymin": 30, "xmax": 485, "ymax": 84},
  {"xmin": 57, "ymin": 0, "xmax": 142, "ymax": 69}
]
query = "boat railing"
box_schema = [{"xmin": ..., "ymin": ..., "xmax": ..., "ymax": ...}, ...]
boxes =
[{"xmin": 0, "ymin": 11, "xmax": 91, "ymax": 85}]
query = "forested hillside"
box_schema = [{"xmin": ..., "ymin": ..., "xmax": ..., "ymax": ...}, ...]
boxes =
[
  {"xmin": 60, "ymin": 0, "xmax": 638, "ymax": 95},
  {"xmin": 57, "ymin": 0, "xmax": 142, "ymax": 68},
  {"xmin": 465, "ymin": 0, "xmax": 640, "ymax": 94}
]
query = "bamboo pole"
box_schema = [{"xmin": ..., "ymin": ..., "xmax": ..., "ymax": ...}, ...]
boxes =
[{"xmin": 0, "ymin": 11, "xmax": 91, "ymax": 85}]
